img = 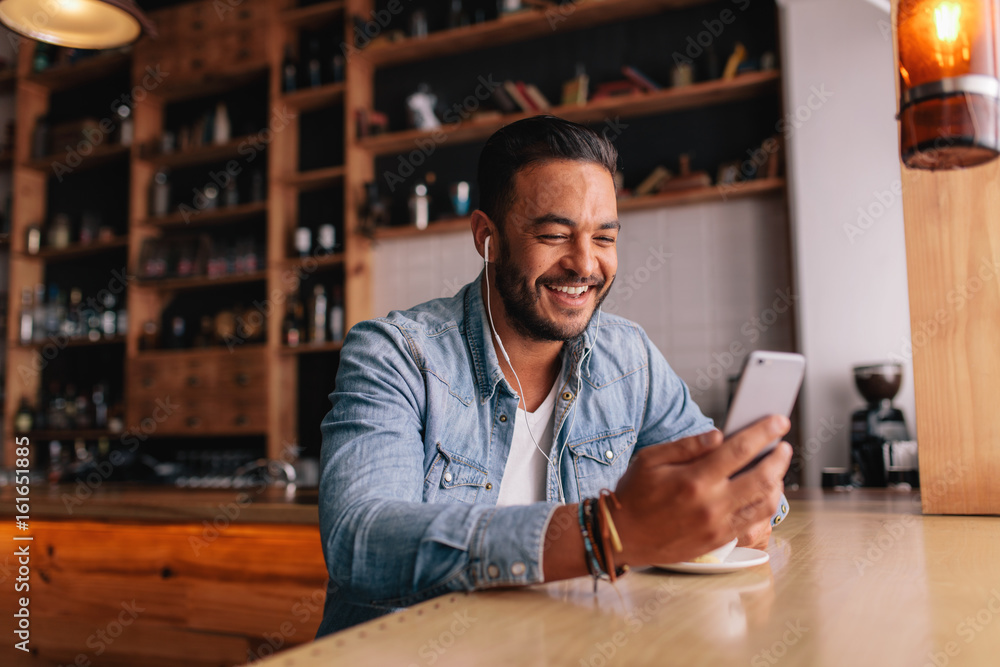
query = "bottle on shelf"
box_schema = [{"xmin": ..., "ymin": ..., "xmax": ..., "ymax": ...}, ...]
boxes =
[
  {"xmin": 295, "ymin": 226, "xmax": 312, "ymax": 258},
  {"xmin": 224, "ymin": 179, "xmax": 239, "ymax": 207},
  {"xmin": 329, "ymin": 54, "xmax": 345, "ymax": 83},
  {"xmin": 309, "ymin": 284, "xmax": 328, "ymax": 344},
  {"xmin": 100, "ymin": 292, "xmax": 117, "ymax": 337},
  {"xmin": 318, "ymin": 224, "xmax": 336, "ymax": 254},
  {"xmin": 48, "ymin": 213, "xmax": 72, "ymax": 249},
  {"xmin": 282, "ymin": 45, "xmax": 298, "ymax": 93},
  {"xmin": 32, "ymin": 283, "xmax": 46, "ymax": 342},
  {"xmin": 19, "ymin": 288, "xmax": 34, "ymax": 345},
  {"xmin": 250, "ymin": 170, "xmax": 265, "ymax": 202},
  {"xmin": 150, "ymin": 169, "xmax": 171, "ymax": 217},
  {"xmin": 329, "ymin": 285, "xmax": 345, "ymax": 343},
  {"xmin": 115, "ymin": 102, "xmax": 134, "ymax": 147},
  {"xmin": 307, "ymin": 38, "xmax": 322, "ymax": 88},
  {"xmin": 449, "ymin": 0, "xmax": 470, "ymax": 29},
  {"xmin": 14, "ymin": 397, "xmax": 33, "ymax": 433},
  {"xmin": 168, "ymin": 316, "xmax": 187, "ymax": 349},
  {"xmin": 31, "ymin": 115, "xmax": 50, "ymax": 159},
  {"xmin": 213, "ymin": 102, "xmax": 231, "ymax": 145},
  {"xmin": 63, "ymin": 288, "xmax": 83, "ymax": 338},
  {"xmin": 283, "ymin": 297, "xmax": 304, "ymax": 347},
  {"xmin": 409, "ymin": 178, "xmax": 431, "ymax": 230},
  {"xmin": 93, "ymin": 384, "xmax": 108, "ymax": 430}
]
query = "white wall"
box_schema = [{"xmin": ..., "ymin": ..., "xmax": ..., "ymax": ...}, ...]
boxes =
[{"xmin": 777, "ymin": 0, "xmax": 915, "ymax": 486}]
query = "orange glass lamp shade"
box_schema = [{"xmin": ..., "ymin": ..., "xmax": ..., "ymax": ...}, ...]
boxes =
[
  {"xmin": 0, "ymin": 0, "xmax": 156, "ymax": 50},
  {"xmin": 897, "ymin": 0, "xmax": 1000, "ymax": 169}
]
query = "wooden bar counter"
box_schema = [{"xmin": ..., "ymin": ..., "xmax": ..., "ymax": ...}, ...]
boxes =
[{"xmin": 258, "ymin": 489, "xmax": 1000, "ymax": 667}]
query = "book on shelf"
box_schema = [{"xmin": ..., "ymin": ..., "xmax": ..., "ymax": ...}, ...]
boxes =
[
  {"xmin": 591, "ymin": 80, "xmax": 643, "ymax": 100},
  {"xmin": 561, "ymin": 72, "xmax": 589, "ymax": 106},
  {"xmin": 635, "ymin": 166, "xmax": 672, "ymax": 197},
  {"xmin": 523, "ymin": 84, "xmax": 551, "ymax": 111},
  {"xmin": 621, "ymin": 65, "xmax": 661, "ymax": 92},
  {"xmin": 492, "ymin": 84, "xmax": 518, "ymax": 113},
  {"xmin": 503, "ymin": 80, "xmax": 536, "ymax": 112}
]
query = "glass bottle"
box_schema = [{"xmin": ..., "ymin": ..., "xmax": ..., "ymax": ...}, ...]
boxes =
[
  {"xmin": 150, "ymin": 169, "xmax": 171, "ymax": 217},
  {"xmin": 329, "ymin": 285, "xmax": 345, "ymax": 343},
  {"xmin": 213, "ymin": 102, "xmax": 231, "ymax": 145},
  {"xmin": 32, "ymin": 283, "xmax": 45, "ymax": 342},
  {"xmin": 14, "ymin": 397, "xmax": 33, "ymax": 433},
  {"xmin": 307, "ymin": 38, "xmax": 322, "ymax": 87},
  {"xmin": 19, "ymin": 288, "xmax": 33, "ymax": 345},
  {"xmin": 282, "ymin": 45, "xmax": 298, "ymax": 92},
  {"xmin": 309, "ymin": 284, "xmax": 328, "ymax": 343},
  {"xmin": 283, "ymin": 298, "xmax": 303, "ymax": 347}
]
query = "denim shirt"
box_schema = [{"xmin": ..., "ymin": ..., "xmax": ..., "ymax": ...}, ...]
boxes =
[{"xmin": 316, "ymin": 272, "xmax": 717, "ymax": 636}]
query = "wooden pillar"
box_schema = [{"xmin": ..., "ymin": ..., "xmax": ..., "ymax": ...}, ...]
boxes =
[{"xmin": 892, "ymin": 1, "xmax": 1000, "ymax": 515}]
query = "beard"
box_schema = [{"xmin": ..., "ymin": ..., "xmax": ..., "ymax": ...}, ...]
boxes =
[{"xmin": 492, "ymin": 232, "xmax": 613, "ymax": 342}]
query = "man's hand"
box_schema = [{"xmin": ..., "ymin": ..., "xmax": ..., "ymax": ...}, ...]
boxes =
[{"xmin": 609, "ymin": 415, "xmax": 791, "ymax": 567}]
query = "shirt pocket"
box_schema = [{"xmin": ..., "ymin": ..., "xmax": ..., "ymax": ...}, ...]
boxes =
[
  {"xmin": 568, "ymin": 427, "xmax": 636, "ymax": 485},
  {"xmin": 423, "ymin": 443, "xmax": 488, "ymax": 504}
]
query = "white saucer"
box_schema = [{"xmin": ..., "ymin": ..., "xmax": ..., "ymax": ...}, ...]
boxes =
[{"xmin": 655, "ymin": 547, "xmax": 770, "ymax": 574}]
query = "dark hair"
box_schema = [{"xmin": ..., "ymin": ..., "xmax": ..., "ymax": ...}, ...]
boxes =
[{"xmin": 477, "ymin": 115, "xmax": 618, "ymax": 229}]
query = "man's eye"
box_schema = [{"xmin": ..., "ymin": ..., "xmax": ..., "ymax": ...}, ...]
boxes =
[
  {"xmin": 596, "ymin": 236, "xmax": 617, "ymax": 244},
  {"xmin": 540, "ymin": 235, "xmax": 567, "ymax": 241}
]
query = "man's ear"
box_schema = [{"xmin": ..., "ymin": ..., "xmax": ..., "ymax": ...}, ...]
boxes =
[{"xmin": 471, "ymin": 210, "xmax": 495, "ymax": 262}]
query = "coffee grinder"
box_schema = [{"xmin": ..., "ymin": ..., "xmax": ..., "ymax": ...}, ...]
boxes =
[{"xmin": 850, "ymin": 363, "xmax": 910, "ymax": 487}]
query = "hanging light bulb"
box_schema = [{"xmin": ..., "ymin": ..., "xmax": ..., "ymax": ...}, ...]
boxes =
[
  {"xmin": 0, "ymin": 0, "xmax": 156, "ymax": 50},
  {"xmin": 896, "ymin": 0, "xmax": 1000, "ymax": 169}
]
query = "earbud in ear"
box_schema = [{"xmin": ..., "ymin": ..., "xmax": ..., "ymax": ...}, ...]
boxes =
[{"xmin": 484, "ymin": 235, "xmax": 491, "ymax": 264}]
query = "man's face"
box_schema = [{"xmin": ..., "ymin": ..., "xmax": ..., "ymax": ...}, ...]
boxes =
[{"xmin": 492, "ymin": 159, "xmax": 619, "ymax": 342}]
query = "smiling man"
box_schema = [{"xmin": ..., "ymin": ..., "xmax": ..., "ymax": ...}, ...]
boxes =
[{"xmin": 316, "ymin": 116, "xmax": 791, "ymax": 636}]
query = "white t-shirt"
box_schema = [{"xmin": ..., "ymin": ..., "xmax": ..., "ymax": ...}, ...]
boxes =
[{"xmin": 495, "ymin": 375, "xmax": 561, "ymax": 506}]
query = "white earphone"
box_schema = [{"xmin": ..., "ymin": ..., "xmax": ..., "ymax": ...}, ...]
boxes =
[{"xmin": 483, "ymin": 231, "xmax": 604, "ymax": 502}]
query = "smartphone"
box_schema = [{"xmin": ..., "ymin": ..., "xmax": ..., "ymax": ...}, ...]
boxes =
[{"xmin": 725, "ymin": 351, "xmax": 805, "ymax": 478}]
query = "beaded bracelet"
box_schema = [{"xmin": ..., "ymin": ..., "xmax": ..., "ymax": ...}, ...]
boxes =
[{"xmin": 578, "ymin": 499, "xmax": 605, "ymax": 584}]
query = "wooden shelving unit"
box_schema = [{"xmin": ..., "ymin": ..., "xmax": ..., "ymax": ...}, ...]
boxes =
[
  {"xmin": 363, "ymin": 0, "xmax": 715, "ymax": 67},
  {"xmin": 18, "ymin": 335, "xmax": 126, "ymax": 350},
  {"xmin": 361, "ymin": 71, "xmax": 780, "ymax": 155},
  {"xmin": 23, "ymin": 143, "xmax": 130, "ymax": 173},
  {"xmin": 139, "ymin": 135, "xmax": 265, "ymax": 169},
  {"xmin": 280, "ymin": 340, "xmax": 343, "ymax": 355},
  {"xmin": 283, "ymin": 252, "xmax": 345, "ymax": 271},
  {"xmin": 373, "ymin": 178, "xmax": 786, "ymax": 240},
  {"xmin": 281, "ymin": 82, "xmax": 346, "ymax": 112},
  {"xmin": 282, "ymin": 165, "xmax": 345, "ymax": 190},
  {"xmin": 24, "ymin": 50, "xmax": 131, "ymax": 90},
  {"xmin": 1, "ymin": 0, "xmax": 789, "ymax": 471},
  {"xmin": 141, "ymin": 200, "xmax": 268, "ymax": 229},
  {"xmin": 136, "ymin": 270, "xmax": 268, "ymax": 292},
  {"xmin": 28, "ymin": 236, "xmax": 129, "ymax": 261},
  {"xmin": 280, "ymin": 0, "xmax": 345, "ymax": 28}
]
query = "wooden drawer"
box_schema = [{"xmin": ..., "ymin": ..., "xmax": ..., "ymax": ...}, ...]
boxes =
[{"xmin": 127, "ymin": 350, "xmax": 267, "ymax": 434}]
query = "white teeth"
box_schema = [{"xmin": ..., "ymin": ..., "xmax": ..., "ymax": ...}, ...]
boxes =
[{"xmin": 550, "ymin": 285, "xmax": 589, "ymax": 295}]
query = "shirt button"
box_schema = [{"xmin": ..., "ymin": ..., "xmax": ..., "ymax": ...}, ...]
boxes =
[
  {"xmin": 487, "ymin": 564, "xmax": 500, "ymax": 579},
  {"xmin": 562, "ymin": 392, "xmax": 573, "ymax": 401},
  {"xmin": 499, "ymin": 415, "xmax": 507, "ymax": 422},
  {"xmin": 511, "ymin": 562, "xmax": 526, "ymax": 576},
  {"xmin": 443, "ymin": 471, "xmax": 453, "ymax": 483},
  {"xmin": 605, "ymin": 450, "xmax": 614, "ymax": 460},
  {"xmin": 485, "ymin": 482, "xmax": 492, "ymax": 490}
]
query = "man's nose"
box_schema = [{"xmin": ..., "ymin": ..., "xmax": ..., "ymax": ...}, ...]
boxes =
[{"xmin": 560, "ymin": 238, "xmax": 597, "ymax": 279}]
